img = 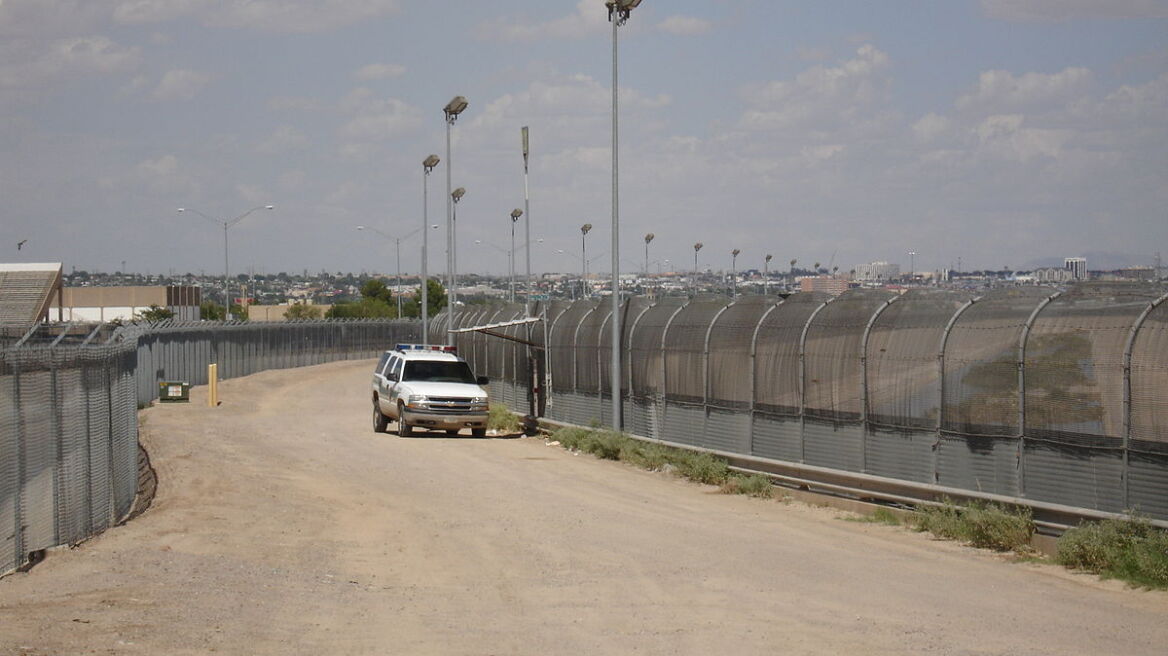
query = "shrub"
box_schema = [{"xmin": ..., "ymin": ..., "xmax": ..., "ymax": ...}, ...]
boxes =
[
  {"xmin": 915, "ymin": 500, "xmax": 1034, "ymax": 552},
  {"xmin": 674, "ymin": 451, "xmax": 730, "ymax": 486},
  {"xmin": 1057, "ymin": 516, "xmax": 1168, "ymax": 589},
  {"xmin": 720, "ymin": 473, "xmax": 774, "ymax": 498},
  {"xmin": 488, "ymin": 404, "xmax": 521, "ymax": 433}
]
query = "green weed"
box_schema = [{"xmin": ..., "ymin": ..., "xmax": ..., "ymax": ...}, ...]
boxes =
[
  {"xmin": 1056, "ymin": 515, "xmax": 1168, "ymax": 589},
  {"xmin": 915, "ymin": 499, "xmax": 1034, "ymax": 552}
]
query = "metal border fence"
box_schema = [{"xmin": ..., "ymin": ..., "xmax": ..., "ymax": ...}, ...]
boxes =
[
  {"xmin": 457, "ymin": 283, "xmax": 1168, "ymax": 520},
  {"xmin": 2, "ymin": 318, "xmax": 419, "ymax": 575}
]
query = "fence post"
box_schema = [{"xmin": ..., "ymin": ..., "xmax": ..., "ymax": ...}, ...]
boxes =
[
  {"xmin": 702, "ymin": 301, "xmax": 733, "ymax": 448},
  {"xmin": 659, "ymin": 300, "xmax": 690, "ymax": 442},
  {"xmin": 1018, "ymin": 291, "xmax": 1061, "ymax": 498},
  {"xmin": 748, "ymin": 299, "xmax": 784, "ymax": 457},
  {"xmin": 860, "ymin": 295, "xmax": 899, "ymax": 474},
  {"xmin": 798, "ymin": 298, "xmax": 833, "ymax": 464},
  {"xmin": 1122, "ymin": 292, "xmax": 1168, "ymax": 510},
  {"xmin": 937, "ymin": 297, "xmax": 979, "ymax": 484}
]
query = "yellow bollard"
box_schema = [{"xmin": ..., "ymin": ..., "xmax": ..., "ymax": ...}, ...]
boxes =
[{"xmin": 208, "ymin": 363, "xmax": 218, "ymax": 407}]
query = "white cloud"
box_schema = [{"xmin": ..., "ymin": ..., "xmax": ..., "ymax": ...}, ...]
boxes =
[
  {"xmin": 113, "ymin": 0, "xmax": 402, "ymax": 33},
  {"xmin": 736, "ymin": 44, "xmax": 893, "ymax": 134},
  {"xmin": 981, "ymin": 0, "xmax": 1168, "ymax": 21},
  {"xmin": 0, "ymin": 35, "xmax": 140, "ymax": 95},
  {"xmin": 956, "ymin": 67, "xmax": 1093, "ymax": 112},
  {"xmin": 657, "ymin": 16, "xmax": 711, "ymax": 36},
  {"xmin": 151, "ymin": 68, "xmax": 212, "ymax": 101},
  {"xmin": 337, "ymin": 88, "xmax": 422, "ymax": 141},
  {"xmin": 353, "ymin": 62, "xmax": 406, "ymax": 81},
  {"xmin": 474, "ymin": 0, "xmax": 608, "ymax": 42},
  {"xmin": 257, "ymin": 125, "xmax": 309, "ymax": 154}
]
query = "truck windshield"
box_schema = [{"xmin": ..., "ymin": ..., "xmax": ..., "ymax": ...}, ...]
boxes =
[{"xmin": 402, "ymin": 360, "xmax": 477, "ymax": 384}]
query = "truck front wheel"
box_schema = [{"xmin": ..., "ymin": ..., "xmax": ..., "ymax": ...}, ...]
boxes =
[{"xmin": 396, "ymin": 403, "xmax": 413, "ymax": 437}]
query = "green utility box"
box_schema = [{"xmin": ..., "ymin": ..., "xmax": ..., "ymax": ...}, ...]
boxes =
[{"xmin": 158, "ymin": 381, "xmax": 190, "ymax": 403}]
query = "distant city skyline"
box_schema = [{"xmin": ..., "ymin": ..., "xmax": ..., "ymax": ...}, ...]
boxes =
[{"xmin": 4, "ymin": 1, "xmax": 1166, "ymax": 278}]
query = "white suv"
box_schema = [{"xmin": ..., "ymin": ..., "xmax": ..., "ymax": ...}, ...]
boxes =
[{"xmin": 371, "ymin": 344, "xmax": 490, "ymax": 437}]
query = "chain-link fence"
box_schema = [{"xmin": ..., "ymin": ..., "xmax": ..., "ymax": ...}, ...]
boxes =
[
  {"xmin": 456, "ymin": 283, "xmax": 1168, "ymax": 520},
  {"xmin": 1, "ymin": 318, "xmax": 419, "ymax": 575}
]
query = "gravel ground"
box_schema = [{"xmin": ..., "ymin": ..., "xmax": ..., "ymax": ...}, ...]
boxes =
[{"xmin": 1, "ymin": 359, "xmax": 1166, "ymax": 655}]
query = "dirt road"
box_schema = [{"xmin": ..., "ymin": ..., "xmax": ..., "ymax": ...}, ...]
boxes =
[{"xmin": 2, "ymin": 360, "xmax": 1166, "ymax": 655}]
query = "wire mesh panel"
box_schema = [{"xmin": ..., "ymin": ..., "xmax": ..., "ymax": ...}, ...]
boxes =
[
  {"xmin": 751, "ymin": 414, "xmax": 802, "ymax": 462},
  {"xmin": 867, "ymin": 289, "xmax": 972, "ymax": 428},
  {"xmin": 0, "ymin": 355, "xmax": 19, "ymax": 574},
  {"xmin": 575, "ymin": 304, "xmax": 610, "ymax": 394},
  {"xmin": 600, "ymin": 295, "xmax": 652, "ymax": 397},
  {"xmin": 803, "ymin": 289, "xmax": 896, "ymax": 422},
  {"xmin": 942, "ymin": 287, "xmax": 1053, "ymax": 436},
  {"xmin": 17, "ymin": 359, "xmax": 57, "ymax": 554},
  {"xmin": 628, "ymin": 298, "xmax": 686, "ymax": 401},
  {"xmin": 753, "ymin": 293, "xmax": 829, "ymax": 416},
  {"xmin": 936, "ymin": 434, "xmax": 1020, "ymax": 495},
  {"xmin": 1130, "ymin": 296, "xmax": 1168, "ymax": 449},
  {"xmin": 708, "ymin": 295, "xmax": 778, "ymax": 409},
  {"xmin": 1020, "ymin": 283, "xmax": 1159, "ymax": 512},
  {"xmin": 1025, "ymin": 282, "xmax": 1158, "ymax": 445},
  {"xmin": 548, "ymin": 300, "xmax": 598, "ymax": 394},
  {"xmin": 663, "ymin": 296, "xmax": 728, "ymax": 404},
  {"xmin": 55, "ymin": 359, "xmax": 90, "ymax": 546},
  {"xmin": 1126, "ymin": 294, "xmax": 1168, "ymax": 517}
]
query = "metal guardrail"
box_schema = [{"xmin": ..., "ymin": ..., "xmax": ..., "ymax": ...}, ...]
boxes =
[{"xmin": 535, "ymin": 416, "xmax": 1168, "ymax": 534}]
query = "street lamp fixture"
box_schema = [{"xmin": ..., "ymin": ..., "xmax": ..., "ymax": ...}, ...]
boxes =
[
  {"xmin": 581, "ymin": 223, "xmax": 593, "ymax": 299},
  {"xmin": 444, "ymin": 96, "xmax": 467, "ymax": 345},
  {"xmin": 731, "ymin": 249, "xmax": 741, "ymax": 298},
  {"xmin": 177, "ymin": 204, "xmax": 274, "ymax": 319},
  {"xmin": 643, "ymin": 232, "xmax": 654, "ymax": 276},
  {"xmin": 509, "ymin": 208, "xmax": 523, "ymax": 303},
  {"xmin": 421, "ymin": 154, "xmax": 441, "ymax": 345},
  {"xmin": 444, "ymin": 96, "xmax": 468, "ymax": 117},
  {"xmin": 451, "ymin": 186, "xmax": 466, "ymax": 317}
]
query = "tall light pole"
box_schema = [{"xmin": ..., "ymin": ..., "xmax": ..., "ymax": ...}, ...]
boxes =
[
  {"xmin": 764, "ymin": 254, "xmax": 773, "ymax": 295},
  {"xmin": 607, "ymin": 0, "xmax": 642, "ymax": 431},
  {"xmin": 643, "ymin": 233, "xmax": 654, "ymax": 276},
  {"xmin": 444, "ymin": 96, "xmax": 468, "ymax": 340},
  {"xmin": 510, "ymin": 208, "xmax": 523, "ymax": 303},
  {"xmin": 731, "ymin": 249, "xmax": 740, "ymax": 298},
  {"xmin": 692, "ymin": 242, "xmax": 703, "ymax": 295},
  {"xmin": 177, "ymin": 204, "xmax": 274, "ymax": 319},
  {"xmin": 580, "ymin": 223, "xmax": 592, "ymax": 299},
  {"xmin": 356, "ymin": 224, "xmax": 424, "ymax": 317},
  {"xmin": 449, "ymin": 186, "xmax": 466, "ymax": 342},
  {"xmin": 422, "ymin": 154, "xmax": 440, "ymax": 345},
  {"xmin": 908, "ymin": 250, "xmax": 917, "ymax": 283},
  {"xmin": 521, "ymin": 126, "xmax": 532, "ymax": 313}
]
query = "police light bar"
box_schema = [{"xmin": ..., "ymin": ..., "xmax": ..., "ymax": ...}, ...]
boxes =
[{"xmin": 395, "ymin": 343, "xmax": 458, "ymax": 354}]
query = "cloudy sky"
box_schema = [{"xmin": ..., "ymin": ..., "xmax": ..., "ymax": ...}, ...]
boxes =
[{"xmin": 3, "ymin": 0, "xmax": 1166, "ymax": 278}]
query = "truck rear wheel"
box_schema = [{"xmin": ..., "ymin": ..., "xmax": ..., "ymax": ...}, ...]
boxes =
[{"xmin": 373, "ymin": 402, "xmax": 389, "ymax": 433}]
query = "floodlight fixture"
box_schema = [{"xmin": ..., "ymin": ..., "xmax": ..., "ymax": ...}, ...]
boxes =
[
  {"xmin": 644, "ymin": 233, "xmax": 654, "ymax": 244},
  {"xmin": 511, "ymin": 208, "xmax": 523, "ymax": 221},
  {"xmin": 444, "ymin": 96, "xmax": 468, "ymax": 121},
  {"xmin": 581, "ymin": 223, "xmax": 592, "ymax": 235},
  {"xmin": 423, "ymin": 154, "xmax": 440, "ymax": 171},
  {"xmin": 452, "ymin": 187, "xmax": 466, "ymax": 202}
]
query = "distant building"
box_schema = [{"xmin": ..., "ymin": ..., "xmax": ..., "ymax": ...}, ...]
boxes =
[
  {"xmin": 854, "ymin": 261, "xmax": 900, "ymax": 282},
  {"xmin": 55, "ymin": 286, "xmax": 201, "ymax": 322},
  {"xmin": 1064, "ymin": 257, "xmax": 1087, "ymax": 280},
  {"xmin": 1033, "ymin": 267, "xmax": 1074, "ymax": 283},
  {"xmin": 800, "ymin": 275, "xmax": 849, "ymax": 296}
]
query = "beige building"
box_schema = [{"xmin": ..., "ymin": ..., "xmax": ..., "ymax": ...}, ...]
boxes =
[
  {"xmin": 799, "ymin": 275, "xmax": 850, "ymax": 296},
  {"xmin": 55, "ymin": 286, "xmax": 201, "ymax": 322}
]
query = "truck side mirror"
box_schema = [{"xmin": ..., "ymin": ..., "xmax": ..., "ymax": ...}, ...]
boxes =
[{"xmin": 476, "ymin": 376, "xmax": 489, "ymax": 386}]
